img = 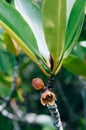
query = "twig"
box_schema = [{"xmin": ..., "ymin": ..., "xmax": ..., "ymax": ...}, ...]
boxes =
[
  {"xmin": 47, "ymin": 76, "xmax": 64, "ymax": 130},
  {"xmin": 32, "ymin": 77, "xmax": 64, "ymax": 129},
  {"xmin": 47, "ymin": 76, "xmax": 55, "ymax": 91},
  {"xmin": 47, "ymin": 103, "xmax": 63, "ymax": 130}
]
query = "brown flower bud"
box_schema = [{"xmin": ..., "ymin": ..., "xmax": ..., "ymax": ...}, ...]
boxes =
[
  {"xmin": 32, "ymin": 78, "xmax": 44, "ymax": 90},
  {"xmin": 40, "ymin": 90, "xmax": 56, "ymax": 106}
]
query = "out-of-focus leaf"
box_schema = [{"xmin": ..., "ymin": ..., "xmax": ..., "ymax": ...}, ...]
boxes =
[
  {"xmin": 17, "ymin": 88, "xmax": 24, "ymax": 101},
  {"xmin": 3, "ymin": 32, "xmax": 17, "ymax": 54},
  {"xmin": 14, "ymin": 0, "xmax": 50, "ymax": 67},
  {"xmin": 73, "ymin": 44, "xmax": 86, "ymax": 61},
  {"xmin": 63, "ymin": 55, "xmax": 86, "ymax": 77},
  {"xmin": 19, "ymin": 58, "xmax": 30, "ymax": 75},
  {"xmin": 0, "ymin": 52, "xmax": 12, "ymax": 75},
  {"xmin": 0, "ymin": 0, "xmax": 49, "ymax": 76},
  {"xmin": 42, "ymin": 126, "xmax": 54, "ymax": 130},
  {"xmin": 0, "ymin": 85, "xmax": 10, "ymax": 97},
  {"xmin": 42, "ymin": 0, "xmax": 66, "ymax": 73},
  {"xmin": 64, "ymin": 0, "xmax": 86, "ymax": 56},
  {"xmin": 0, "ymin": 74, "xmax": 11, "ymax": 87}
]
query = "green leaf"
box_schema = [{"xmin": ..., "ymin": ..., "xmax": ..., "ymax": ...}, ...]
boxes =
[
  {"xmin": 14, "ymin": 0, "xmax": 50, "ymax": 67},
  {"xmin": 0, "ymin": 0, "xmax": 49, "ymax": 76},
  {"xmin": 73, "ymin": 44, "xmax": 86, "ymax": 61},
  {"xmin": 67, "ymin": 0, "xmax": 75, "ymax": 22},
  {"xmin": 19, "ymin": 58, "xmax": 30, "ymax": 75},
  {"xmin": 0, "ymin": 1, "xmax": 39, "ymax": 59},
  {"xmin": 64, "ymin": 13, "xmax": 85, "ymax": 58},
  {"xmin": 0, "ymin": 74, "xmax": 11, "ymax": 87},
  {"xmin": 42, "ymin": 0, "xmax": 66, "ymax": 72},
  {"xmin": 0, "ymin": 51, "xmax": 12, "ymax": 75},
  {"xmin": 63, "ymin": 55, "xmax": 86, "ymax": 77},
  {"xmin": 32, "ymin": 0, "xmax": 43, "ymax": 10},
  {"xmin": 0, "ymin": 0, "xmax": 40, "ymax": 59},
  {"xmin": 64, "ymin": 0, "xmax": 86, "ymax": 56},
  {"xmin": 3, "ymin": 32, "xmax": 17, "ymax": 54},
  {"xmin": 0, "ymin": 84, "xmax": 10, "ymax": 97},
  {"xmin": 0, "ymin": 27, "xmax": 5, "ymax": 49},
  {"xmin": 0, "ymin": 27, "xmax": 4, "ymax": 40}
]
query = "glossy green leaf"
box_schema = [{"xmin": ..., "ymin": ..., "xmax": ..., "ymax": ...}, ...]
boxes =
[
  {"xmin": 42, "ymin": 0, "xmax": 66, "ymax": 71},
  {"xmin": 64, "ymin": 0, "xmax": 86, "ymax": 56},
  {"xmin": 63, "ymin": 55, "xmax": 86, "ymax": 77},
  {"xmin": 0, "ymin": 0, "xmax": 40, "ymax": 59},
  {"xmin": 14, "ymin": 0, "xmax": 50, "ymax": 67},
  {"xmin": 64, "ymin": 13, "xmax": 85, "ymax": 58},
  {"xmin": 0, "ymin": 0, "xmax": 49, "ymax": 76}
]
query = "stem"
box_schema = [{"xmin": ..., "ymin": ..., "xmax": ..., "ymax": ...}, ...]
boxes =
[
  {"xmin": 47, "ymin": 75, "xmax": 55, "ymax": 91},
  {"xmin": 47, "ymin": 75, "xmax": 63, "ymax": 129},
  {"xmin": 47, "ymin": 103, "xmax": 63, "ymax": 130}
]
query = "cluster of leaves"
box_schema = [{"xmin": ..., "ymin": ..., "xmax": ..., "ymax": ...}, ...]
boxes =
[{"xmin": 0, "ymin": 0, "xmax": 86, "ymax": 77}]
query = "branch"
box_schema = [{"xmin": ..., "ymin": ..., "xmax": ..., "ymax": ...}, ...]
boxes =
[
  {"xmin": 47, "ymin": 103, "xmax": 63, "ymax": 130},
  {"xmin": 47, "ymin": 77, "xmax": 64, "ymax": 130}
]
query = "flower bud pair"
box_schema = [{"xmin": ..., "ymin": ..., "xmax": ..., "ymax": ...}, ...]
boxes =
[{"xmin": 32, "ymin": 78, "xmax": 56, "ymax": 106}]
